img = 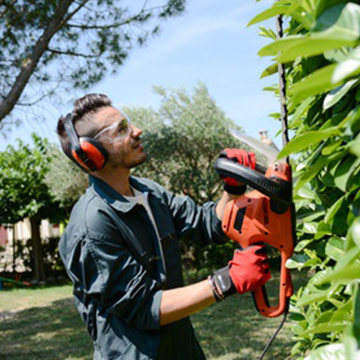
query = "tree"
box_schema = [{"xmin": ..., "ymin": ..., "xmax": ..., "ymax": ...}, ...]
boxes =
[
  {"xmin": 250, "ymin": 1, "xmax": 360, "ymax": 358},
  {"xmin": 0, "ymin": 134, "xmax": 64, "ymax": 281},
  {"xmin": 0, "ymin": 0, "xmax": 185, "ymax": 127},
  {"xmin": 45, "ymin": 145, "xmax": 88, "ymax": 214},
  {"xmin": 128, "ymin": 82, "xmax": 244, "ymax": 205}
]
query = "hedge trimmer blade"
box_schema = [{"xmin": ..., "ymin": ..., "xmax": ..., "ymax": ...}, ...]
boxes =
[{"xmin": 230, "ymin": 129, "xmax": 281, "ymax": 166}]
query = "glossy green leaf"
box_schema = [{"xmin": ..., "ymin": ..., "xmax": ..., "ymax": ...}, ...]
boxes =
[
  {"xmin": 260, "ymin": 63, "xmax": 278, "ymax": 79},
  {"xmin": 330, "ymin": 301, "xmax": 353, "ymax": 323},
  {"xmin": 325, "ymin": 196, "xmax": 347, "ymax": 223},
  {"xmin": 344, "ymin": 283, "xmax": 360, "ymax": 360},
  {"xmin": 353, "ymin": 285, "xmax": 360, "ymax": 337},
  {"xmin": 259, "ymin": 26, "xmax": 277, "ymax": 40},
  {"xmin": 325, "ymin": 237, "xmax": 344, "ymax": 261},
  {"xmin": 351, "ymin": 217, "xmax": 360, "ymax": 249},
  {"xmin": 296, "ymin": 186, "xmax": 317, "ymax": 200},
  {"xmin": 289, "ymin": 312, "xmax": 306, "ymax": 321},
  {"xmin": 349, "ymin": 133, "xmax": 360, "ymax": 157},
  {"xmin": 332, "ymin": 46, "xmax": 360, "ymax": 83},
  {"xmin": 302, "ymin": 323, "xmax": 346, "ymax": 335},
  {"xmin": 294, "ymin": 239, "xmax": 314, "ymax": 252},
  {"xmin": 258, "ymin": 36, "xmax": 356, "ymax": 63},
  {"xmin": 295, "ymin": 156, "xmax": 328, "ymax": 191},
  {"xmin": 322, "ymin": 139, "xmax": 343, "ymax": 155},
  {"xmin": 323, "ymin": 79, "xmax": 359, "ymax": 111},
  {"xmin": 248, "ymin": 2, "xmax": 294, "ymax": 26},
  {"xmin": 293, "ymin": 324, "xmax": 307, "ymax": 336},
  {"xmin": 290, "ymin": 96, "xmax": 315, "ymax": 128},
  {"xmin": 334, "ymin": 157, "xmax": 360, "ymax": 192},
  {"xmin": 318, "ymin": 262, "xmax": 360, "ymax": 284},
  {"xmin": 286, "ymin": 253, "xmax": 310, "ymax": 269},
  {"xmin": 344, "ymin": 324, "xmax": 360, "ymax": 360},
  {"xmin": 279, "ymin": 127, "xmax": 340, "ymax": 158},
  {"xmin": 315, "ymin": 310, "xmax": 334, "ymax": 325},
  {"xmin": 338, "ymin": 104, "xmax": 360, "ymax": 130},
  {"xmin": 353, "ymin": 283, "xmax": 360, "ymax": 326},
  {"xmin": 349, "ymin": 105, "xmax": 360, "ymax": 133},
  {"xmin": 345, "ymin": 221, "xmax": 358, "ymax": 250},
  {"xmin": 324, "ymin": 47, "xmax": 352, "ymax": 62},
  {"xmin": 304, "ymin": 343, "xmax": 345, "ymax": 360},
  {"xmin": 303, "ymin": 256, "xmax": 323, "ymax": 267},
  {"xmin": 290, "ymin": 63, "xmax": 338, "ymax": 105},
  {"xmin": 315, "ymin": 221, "xmax": 332, "ymax": 239},
  {"xmin": 309, "ymin": 268, "xmax": 333, "ymax": 286},
  {"xmin": 303, "ymin": 222, "xmax": 318, "ymax": 234},
  {"xmin": 258, "ymin": 3, "xmax": 360, "ymax": 62},
  {"xmin": 336, "ymin": 247, "xmax": 360, "ymax": 270},
  {"xmin": 297, "ymin": 291, "xmax": 328, "ymax": 306}
]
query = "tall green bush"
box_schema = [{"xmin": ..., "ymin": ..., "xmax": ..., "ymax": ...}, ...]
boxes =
[{"xmin": 251, "ymin": 1, "xmax": 360, "ymax": 359}]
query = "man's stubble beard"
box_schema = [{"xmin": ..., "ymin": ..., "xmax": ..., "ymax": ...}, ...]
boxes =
[{"xmin": 108, "ymin": 150, "xmax": 147, "ymax": 170}]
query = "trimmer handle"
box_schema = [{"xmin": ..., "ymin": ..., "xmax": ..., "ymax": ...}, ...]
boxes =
[
  {"xmin": 214, "ymin": 158, "xmax": 292, "ymax": 204},
  {"xmin": 253, "ymin": 249, "xmax": 293, "ymax": 318}
]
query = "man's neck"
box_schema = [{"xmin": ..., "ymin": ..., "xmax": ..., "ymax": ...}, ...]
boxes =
[{"xmin": 91, "ymin": 167, "xmax": 133, "ymax": 196}]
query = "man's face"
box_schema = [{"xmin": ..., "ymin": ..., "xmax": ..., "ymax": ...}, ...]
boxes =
[{"xmin": 93, "ymin": 106, "xmax": 146, "ymax": 169}]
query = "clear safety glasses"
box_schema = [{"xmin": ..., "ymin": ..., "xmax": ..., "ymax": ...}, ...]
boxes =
[{"xmin": 93, "ymin": 110, "xmax": 132, "ymax": 143}]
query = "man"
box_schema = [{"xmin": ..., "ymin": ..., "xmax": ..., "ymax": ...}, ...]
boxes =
[{"xmin": 57, "ymin": 93, "xmax": 270, "ymax": 360}]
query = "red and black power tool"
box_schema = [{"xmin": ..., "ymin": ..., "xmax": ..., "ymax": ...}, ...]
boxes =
[{"xmin": 215, "ymin": 137, "xmax": 296, "ymax": 318}]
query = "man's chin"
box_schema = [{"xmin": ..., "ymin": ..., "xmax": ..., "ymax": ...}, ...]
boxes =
[
  {"xmin": 109, "ymin": 151, "xmax": 147, "ymax": 169},
  {"xmin": 130, "ymin": 152, "xmax": 147, "ymax": 168}
]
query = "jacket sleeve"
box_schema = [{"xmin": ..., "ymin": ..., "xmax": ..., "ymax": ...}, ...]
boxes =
[
  {"xmin": 161, "ymin": 188, "xmax": 227, "ymax": 246},
  {"xmin": 64, "ymin": 229, "xmax": 163, "ymax": 331}
]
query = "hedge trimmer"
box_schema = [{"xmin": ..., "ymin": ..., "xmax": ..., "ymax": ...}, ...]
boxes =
[{"xmin": 215, "ymin": 13, "xmax": 295, "ymax": 360}]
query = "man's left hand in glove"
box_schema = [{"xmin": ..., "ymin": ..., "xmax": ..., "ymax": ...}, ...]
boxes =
[{"xmin": 218, "ymin": 149, "xmax": 256, "ymax": 195}]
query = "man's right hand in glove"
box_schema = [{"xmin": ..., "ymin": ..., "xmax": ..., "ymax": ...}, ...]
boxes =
[
  {"xmin": 159, "ymin": 244, "xmax": 271, "ymax": 326},
  {"xmin": 209, "ymin": 244, "xmax": 271, "ymax": 300}
]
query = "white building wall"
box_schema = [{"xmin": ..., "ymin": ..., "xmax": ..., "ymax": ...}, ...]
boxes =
[{"xmin": 0, "ymin": 219, "xmax": 60, "ymax": 272}]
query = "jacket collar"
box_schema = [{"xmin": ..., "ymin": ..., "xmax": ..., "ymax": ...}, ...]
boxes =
[{"xmin": 89, "ymin": 175, "xmax": 153, "ymax": 213}]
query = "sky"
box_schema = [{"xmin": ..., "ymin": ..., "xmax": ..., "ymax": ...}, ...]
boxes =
[{"xmin": 1, "ymin": 0, "xmax": 282, "ymax": 151}]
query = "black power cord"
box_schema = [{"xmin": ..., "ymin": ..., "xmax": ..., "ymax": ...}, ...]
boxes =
[{"xmin": 258, "ymin": 299, "xmax": 290, "ymax": 360}]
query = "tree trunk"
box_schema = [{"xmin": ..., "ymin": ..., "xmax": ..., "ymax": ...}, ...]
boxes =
[
  {"xmin": 29, "ymin": 217, "xmax": 46, "ymax": 281},
  {"xmin": 12, "ymin": 225, "xmax": 16, "ymax": 272},
  {"xmin": 0, "ymin": 0, "xmax": 75, "ymax": 122}
]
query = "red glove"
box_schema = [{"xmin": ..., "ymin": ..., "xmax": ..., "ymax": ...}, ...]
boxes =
[
  {"xmin": 210, "ymin": 245, "xmax": 270, "ymax": 300},
  {"xmin": 218, "ymin": 149, "xmax": 256, "ymax": 194},
  {"xmin": 228, "ymin": 245, "xmax": 271, "ymax": 295}
]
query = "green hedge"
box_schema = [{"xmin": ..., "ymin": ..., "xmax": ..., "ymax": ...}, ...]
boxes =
[{"xmin": 250, "ymin": 1, "xmax": 360, "ymax": 359}]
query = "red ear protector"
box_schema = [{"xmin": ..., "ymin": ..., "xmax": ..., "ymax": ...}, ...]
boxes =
[{"xmin": 63, "ymin": 113, "xmax": 108, "ymax": 172}]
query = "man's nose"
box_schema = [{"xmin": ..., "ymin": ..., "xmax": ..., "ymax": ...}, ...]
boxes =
[{"xmin": 131, "ymin": 125, "xmax": 142, "ymax": 137}]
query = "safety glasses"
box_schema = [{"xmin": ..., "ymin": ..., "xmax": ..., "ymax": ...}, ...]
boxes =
[{"xmin": 93, "ymin": 110, "xmax": 132, "ymax": 143}]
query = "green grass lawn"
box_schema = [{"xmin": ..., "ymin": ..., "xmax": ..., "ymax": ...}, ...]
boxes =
[{"xmin": 0, "ymin": 272, "xmax": 306, "ymax": 360}]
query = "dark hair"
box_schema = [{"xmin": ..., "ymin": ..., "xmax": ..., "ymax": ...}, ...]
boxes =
[{"xmin": 57, "ymin": 93, "xmax": 112, "ymax": 156}]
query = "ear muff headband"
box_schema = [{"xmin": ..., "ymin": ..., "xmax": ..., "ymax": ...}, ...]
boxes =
[{"xmin": 63, "ymin": 113, "xmax": 108, "ymax": 172}]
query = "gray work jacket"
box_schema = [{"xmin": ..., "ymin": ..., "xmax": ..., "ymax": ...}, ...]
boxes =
[{"xmin": 59, "ymin": 175, "xmax": 226, "ymax": 360}]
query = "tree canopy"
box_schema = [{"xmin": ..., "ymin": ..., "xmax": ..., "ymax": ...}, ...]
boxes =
[
  {"xmin": 0, "ymin": 134, "xmax": 62, "ymax": 225},
  {"xmin": 0, "ymin": 0, "xmax": 185, "ymax": 128},
  {"xmin": 45, "ymin": 145, "xmax": 88, "ymax": 214}
]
